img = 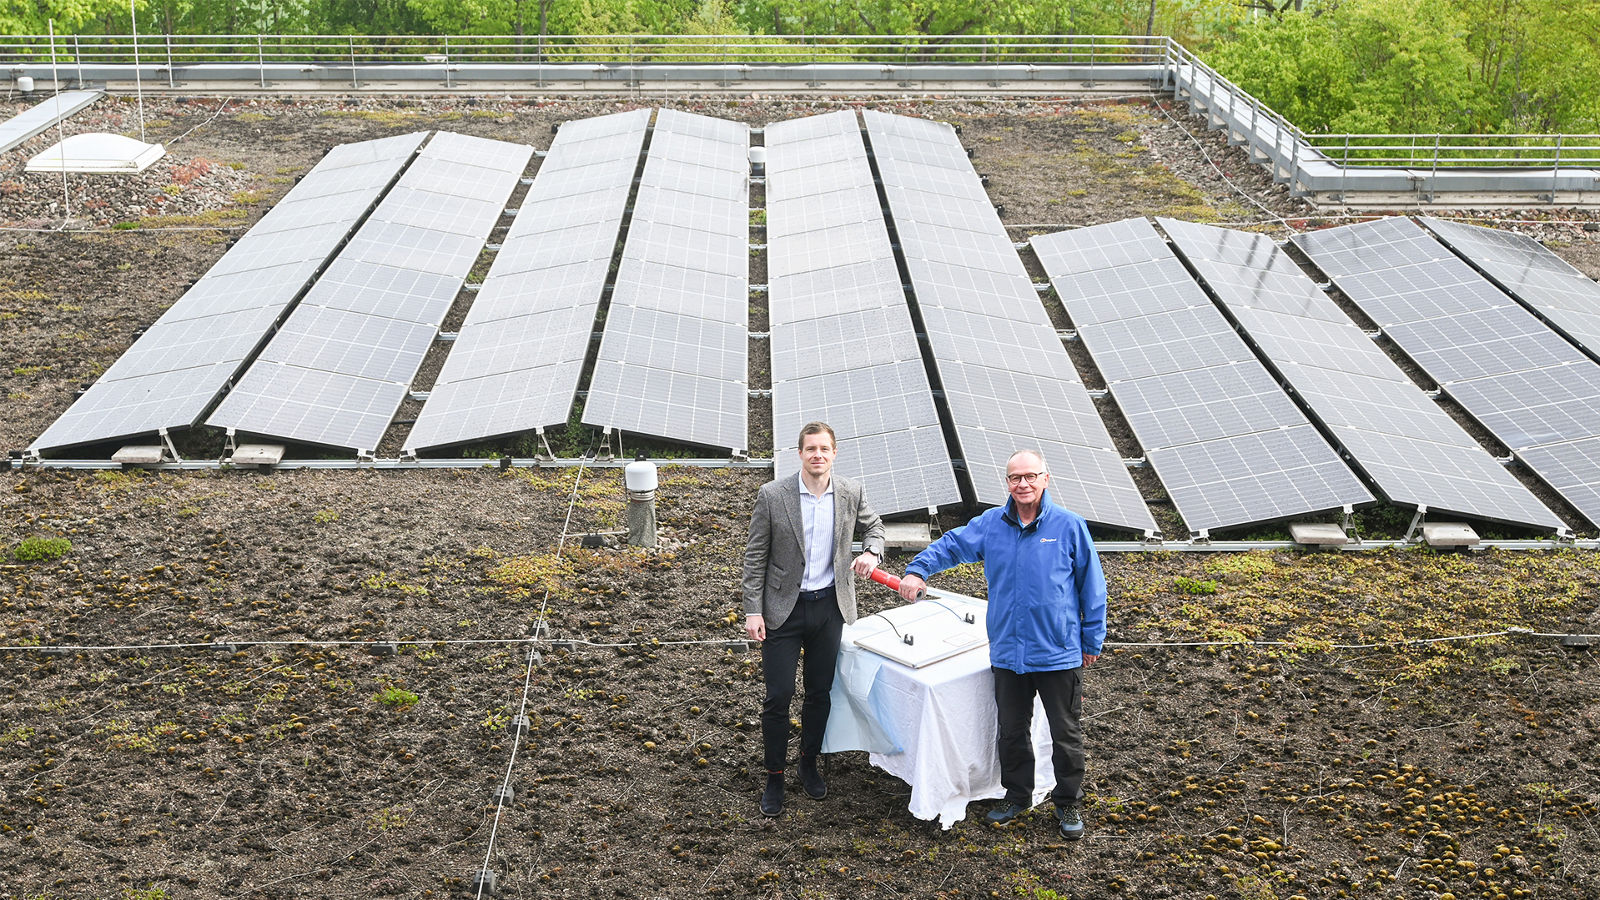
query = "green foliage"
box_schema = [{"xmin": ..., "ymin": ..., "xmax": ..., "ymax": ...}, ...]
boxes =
[
  {"xmin": 367, "ymin": 805, "xmax": 411, "ymax": 832},
  {"xmin": 1205, "ymin": 0, "xmax": 1600, "ymax": 133},
  {"xmin": 1172, "ymin": 574, "xmax": 1218, "ymax": 595},
  {"xmin": 5, "ymin": 0, "xmax": 1594, "ymax": 139},
  {"xmin": 0, "ymin": 725, "xmax": 35, "ymax": 745},
  {"xmin": 1202, "ymin": 552, "xmax": 1275, "ymax": 582},
  {"xmin": 374, "ymin": 685, "xmax": 420, "ymax": 708},
  {"xmin": 11, "ymin": 536, "xmax": 72, "ymax": 562}
]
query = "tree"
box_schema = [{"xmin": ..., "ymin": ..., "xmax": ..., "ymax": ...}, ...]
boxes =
[
  {"xmin": 1204, "ymin": 6, "xmax": 1357, "ymax": 131},
  {"xmin": 1, "ymin": 0, "xmax": 135, "ymax": 34}
]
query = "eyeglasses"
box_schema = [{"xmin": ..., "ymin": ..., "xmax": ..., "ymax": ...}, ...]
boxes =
[{"xmin": 1005, "ymin": 472, "xmax": 1045, "ymax": 485}]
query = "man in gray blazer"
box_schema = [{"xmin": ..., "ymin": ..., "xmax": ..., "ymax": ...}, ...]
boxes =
[{"xmin": 743, "ymin": 421, "xmax": 885, "ymax": 817}]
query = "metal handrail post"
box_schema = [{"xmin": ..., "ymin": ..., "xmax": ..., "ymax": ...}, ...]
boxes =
[
  {"xmin": 1250, "ymin": 91, "xmax": 1258, "ymax": 155},
  {"xmin": 1341, "ymin": 133, "xmax": 1350, "ymax": 199},
  {"xmin": 1551, "ymin": 134, "xmax": 1563, "ymax": 203},
  {"xmin": 1177, "ymin": 47, "xmax": 1188, "ymax": 104},
  {"xmin": 1289, "ymin": 136, "xmax": 1301, "ymax": 196},
  {"xmin": 1429, "ymin": 133, "xmax": 1441, "ymax": 198},
  {"xmin": 74, "ymin": 35, "xmax": 83, "ymax": 86},
  {"xmin": 349, "ymin": 35, "xmax": 357, "ymax": 89},
  {"xmin": 1283, "ymin": 117, "xmax": 1294, "ymax": 175},
  {"xmin": 165, "ymin": 33, "xmax": 173, "ymax": 87},
  {"xmin": 1220, "ymin": 68, "xmax": 1232, "ymax": 130},
  {"xmin": 1177, "ymin": 45, "xmax": 1190, "ymax": 102},
  {"xmin": 257, "ymin": 34, "xmax": 265, "ymax": 88},
  {"xmin": 444, "ymin": 35, "xmax": 451, "ymax": 89}
]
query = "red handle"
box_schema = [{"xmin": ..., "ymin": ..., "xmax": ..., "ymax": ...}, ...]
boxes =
[{"xmin": 869, "ymin": 568, "xmax": 925, "ymax": 601}]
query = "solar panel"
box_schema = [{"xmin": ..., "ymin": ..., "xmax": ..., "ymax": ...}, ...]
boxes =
[
  {"xmin": 209, "ymin": 132, "xmax": 531, "ymax": 452},
  {"xmin": 865, "ymin": 110, "xmax": 1153, "ymax": 534},
  {"xmin": 938, "ymin": 359, "xmax": 1110, "ymax": 450},
  {"xmin": 768, "ymin": 261, "xmax": 906, "ymax": 326},
  {"xmin": 1446, "ymin": 366, "xmax": 1600, "ymax": 449},
  {"xmin": 1421, "ymin": 216, "xmax": 1600, "ymax": 360},
  {"xmin": 770, "ymin": 306, "xmax": 914, "ymax": 382},
  {"xmin": 1109, "ymin": 362, "xmax": 1306, "ymax": 448},
  {"xmin": 1384, "ymin": 307, "xmax": 1584, "ymax": 383},
  {"xmin": 1147, "ymin": 426, "xmax": 1372, "ymax": 529},
  {"xmin": 29, "ymin": 131, "xmax": 426, "ymax": 453},
  {"xmin": 765, "ymin": 111, "xmax": 960, "ymax": 516},
  {"xmin": 1294, "ymin": 217, "xmax": 1599, "ymax": 528},
  {"xmin": 0, "ymin": 90, "xmax": 101, "ymax": 153},
  {"xmin": 406, "ymin": 110, "xmax": 650, "ymax": 452},
  {"xmin": 1034, "ymin": 219, "xmax": 1370, "ymax": 534},
  {"xmin": 957, "ymin": 429, "xmax": 1144, "ymax": 527},
  {"xmin": 776, "ymin": 425, "xmax": 957, "ymax": 519},
  {"xmin": 773, "ymin": 360, "xmax": 939, "ymax": 458},
  {"xmin": 584, "ymin": 110, "xmax": 750, "ymax": 452},
  {"xmin": 1519, "ymin": 438, "xmax": 1600, "ymax": 526},
  {"xmin": 1157, "ymin": 217, "xmax": 1560, "ymax": 532}
]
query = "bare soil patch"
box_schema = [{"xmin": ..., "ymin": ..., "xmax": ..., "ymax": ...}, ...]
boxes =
[
  {"xmin": 2, "ymin": 466, "xmax": 1599, "ymax": 899},
  {"xmin": 2, "ymin": 95, "xmax": 1600, "ymax": 900}
]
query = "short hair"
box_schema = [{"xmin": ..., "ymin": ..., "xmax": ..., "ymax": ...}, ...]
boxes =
[
  {"xmin": 1006, "ymin": 448, "xmax": 1048, "ymax": 473},
  {"xmin": 798, "ymin": 421, "xmax": 837, "ymax": 450}
]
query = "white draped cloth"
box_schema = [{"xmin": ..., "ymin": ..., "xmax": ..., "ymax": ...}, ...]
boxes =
[{"xmin": 824, "ymin": 602, "xmax": 1056, "ymax": 829}]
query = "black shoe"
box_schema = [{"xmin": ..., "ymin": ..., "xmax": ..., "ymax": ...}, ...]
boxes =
[
  {"xmin": 798, "ymin": 756, "xmax": 827, "ymax": 800},
  {"xmin": 985, "ymin": 801, "xmax": 1026, "ymax": 827},
  {"xmin": 760, "ymin": 773, "xmax": 784, "ymax": 817},
  {"xmin": 1056, "ymin": 804, "xmax": 1084, "ymax": 841}
]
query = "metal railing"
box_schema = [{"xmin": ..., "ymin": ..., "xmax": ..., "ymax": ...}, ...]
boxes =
[
  {"xmin": 3, "ymin": 32, "xmax": 1598, "ymax": 199},
  {"xmin": 1301, "ymin": 133, "xmax": 1600, "ymax": 169},
  {"xmin": 0, "ymin": 32, "xmax": 1167, "ymax": 66},
  {"xmin": 1158, "ymin": 37, "xmax": 1600, "ymax": 199}
]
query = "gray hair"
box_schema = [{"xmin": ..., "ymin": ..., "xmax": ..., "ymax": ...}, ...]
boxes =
[{"xmin": 1005, "ymin": 448, "xmax": 1049, "ymax": 473}]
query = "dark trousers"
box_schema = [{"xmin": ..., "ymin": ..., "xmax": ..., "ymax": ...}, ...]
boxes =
[
  {"xmin": 760, "ymin": 589, "xmax": 844, "ymax": 772},
  {"xmin": 992, "ymin": 666, "xmax": 1084, "ymax": 808}
]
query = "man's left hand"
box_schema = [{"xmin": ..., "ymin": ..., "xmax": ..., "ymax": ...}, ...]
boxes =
[
  {"xmin": 851, "ymin": 550, "xmax": 878, "ymax": 578},
  {"xmin": 1082, "ymin": 653, "xmax": 1100, "ymax": 667}
]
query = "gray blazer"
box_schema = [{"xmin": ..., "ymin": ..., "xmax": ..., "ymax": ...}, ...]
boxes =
[{"xmin": 741, "ymin": 473, "xmax": 886, "ymax": 631}]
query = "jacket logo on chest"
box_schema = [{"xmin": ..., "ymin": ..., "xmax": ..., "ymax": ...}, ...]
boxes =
[{"xmin": 1039, "ymin": 537, "xmax": 1058, "ymax": 543}]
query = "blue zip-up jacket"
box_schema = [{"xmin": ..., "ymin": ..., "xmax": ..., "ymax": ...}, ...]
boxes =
[{"xmin": 905, "ymin": 488, "xmax": 1106, "ymax": 673}]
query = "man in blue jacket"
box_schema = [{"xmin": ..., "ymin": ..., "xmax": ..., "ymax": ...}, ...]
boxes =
[{"xmin": 896, "ymin": 448, "xmax": 1106, "ymax": 840}]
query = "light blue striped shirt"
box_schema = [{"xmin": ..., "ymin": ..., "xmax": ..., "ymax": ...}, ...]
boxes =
[{"xmin": 798, "ymin": 473, "xmax": 835, "ymax": 591}]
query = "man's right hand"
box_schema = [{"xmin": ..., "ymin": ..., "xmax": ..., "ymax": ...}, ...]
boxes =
[
  {"xmin": 897, "ymin": 574, "xmax": 927, "ymax": 603},
  {"xmin": 744, "ymin": 614, "xmax": 766, "ymax": 642}
]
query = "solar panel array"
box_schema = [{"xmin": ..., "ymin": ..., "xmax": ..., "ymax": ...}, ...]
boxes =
[
  {"xmin": 1294, "ymin": 217, "xmax": 1600, "ymax": 528},
  {"xmin": 582, "ymin": 110, "xmax": 749, "ymax": 451},
  {"xmin": 1158, "ymin": 218, "xmax": 1560, "ymax": 532},
  {"xmin": 405, "ymin": 111, "xmax": 650, "ymax": 452},
  {"xmin": 1034, "ymin": 219, "xmax": 1372, "ymax": 534},
  {"xmin": 864, "ymin": 110, "xmax": 1154, "ymax": 534},
  {"xmin": 764, "ymin": 111, "xmax": 960, "ymax": 516},
  {"xmin": 30, "ymin": 132, "xmax": 427, "ymax": 453},
  {"xmin": 0, "ymin": 89, "xmax": 101, "ymax": 154},
  {"xmin": 208, "ymin": 132, "xmax": 531, "ymax": 452},
  {"xmin": 1421, "ymin": 216, "xmax": 1600, "ymax": 360}
]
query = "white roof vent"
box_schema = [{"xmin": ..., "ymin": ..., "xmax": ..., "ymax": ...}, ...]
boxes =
[{"xmin": 26, "ymin": 132, "xmax": 166, "ymax": 174}]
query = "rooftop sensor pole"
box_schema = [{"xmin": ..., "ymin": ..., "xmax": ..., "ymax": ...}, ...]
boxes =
[
  {"xmin": 624, "ymin": 452, "xmax": 657, "ymax": 549},
  {"xmin": 47, "ymin": 20, "xmax": 69, "ymax": 224},
  {"xmin": 129, "ymin": 0, "xmax": 146, "ymax": 144}
]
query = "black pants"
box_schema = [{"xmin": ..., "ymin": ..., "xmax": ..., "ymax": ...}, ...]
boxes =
[
  {"xmin": 992, "ymin": 666, "xmax": 1084, "ymax": 808},
  {"xmin": 760, "ymin": 589, "xmax": 844, "ymax": 772}
]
